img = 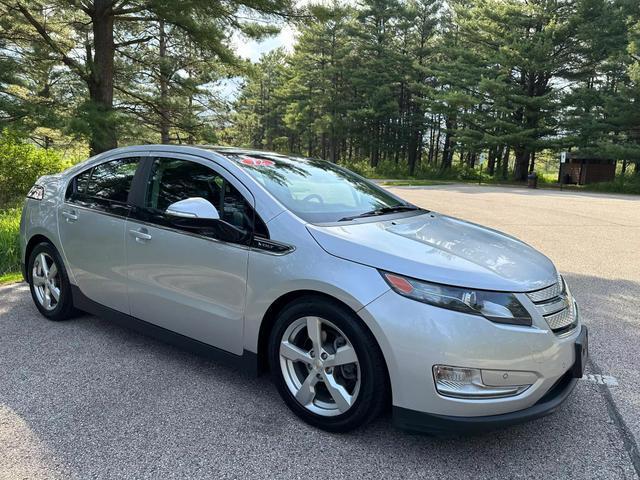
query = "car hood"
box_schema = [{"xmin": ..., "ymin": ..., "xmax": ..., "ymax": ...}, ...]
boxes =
[{"xmin": 306, "ymin": 212, "xmax": 557, "ymax": 292}]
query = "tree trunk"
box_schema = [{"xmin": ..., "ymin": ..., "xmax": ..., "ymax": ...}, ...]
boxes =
[
  {"xmin": 370, "ymin": 122, "xmax": 380, "ymax": 167},
  {"xmin": 513, "ymin": 148, "xmax": 529, "ymax": 181},
  {"xmin": 158, "ymin": 19, "xmax": 170, "ymax": 144},
  {"xmin": 187, "ymin": 93, "xmax": 194, "ymax": 145},
  {"xmin": 321, "ymin": 132, "xmax": 327, "ymax": 160},
  {"xmin": 329, "ymin": 135, "xmax": 338, "ymax": 163},
  {"xmin": 427, "ymin": 121, "xmax": 435, "ymax": 164},
  {"xmin": 440, "ymin": 116, "xmax": 455, "ymax": 170},
  {"xmin": 87, "ymin": 1, "xmax": 117, "ymax": 154},
  {"xmin": 529, "ymin": 150, "xmax": 536, "ymax": 174},
  {"xmin": 501, "ymin": 146, "xmax": 510, "ymax": 179},
  {"xmin": 468, "ymin": 152, "xmax": 476, "ymax": 168},
  {"xmin": 434, "ymin": 119, "xmax": 442, "ymax": 165},
  {"xmin": 488, "ymin": 147, "xmax": 497, "ymax": 176},
  {"xmin": 407, "ymin": 127, "xmax": 420, "ymax": 176}
]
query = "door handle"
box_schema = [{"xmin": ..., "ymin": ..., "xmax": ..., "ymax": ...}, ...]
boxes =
[
  {"xmin": 62, "ymin": 209, "xmax": 78, "ymax": 222},
  {"xmin": 129, "ymin": 228, "xmax": 152, "ymax": 242}
]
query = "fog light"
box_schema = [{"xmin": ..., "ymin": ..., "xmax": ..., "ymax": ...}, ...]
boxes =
[{"xmin": 433, "ymin": 365, "xmax": 531, "ymax": 399}]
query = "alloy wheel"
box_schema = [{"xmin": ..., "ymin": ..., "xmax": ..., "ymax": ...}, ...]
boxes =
[
  {"xmin": 32, "ymin": 252, "xmax": 60, "ymax": 311},
  {"xmin": 279, "ymin": 316, "xmax": 361, "ymax": 417}
]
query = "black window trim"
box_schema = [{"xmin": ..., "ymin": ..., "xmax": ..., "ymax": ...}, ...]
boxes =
[
  {"xmin": 128, "ymin": 155, "xmax": 154, "ymax": 208},
  {"xmin": 131, "ymin": 154, "xmax": 270, "ymax": 247},
  {"xmin": 63, "ymin": 152, "xmax": 294, "ymax": 254}
]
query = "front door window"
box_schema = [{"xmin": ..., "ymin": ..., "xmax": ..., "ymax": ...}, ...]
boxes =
[{"xmin": 143, "ymin": 158, "xmax": 255, "ymax": 244}]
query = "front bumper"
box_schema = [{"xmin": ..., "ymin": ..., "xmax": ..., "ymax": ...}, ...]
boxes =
[
  {"xmin": 358, "ymin": 289, "xmax": 583, "ymax": 422},
  {"xmin": 393, "ymin": 364, "xmax": 578, "ymax": 435}
]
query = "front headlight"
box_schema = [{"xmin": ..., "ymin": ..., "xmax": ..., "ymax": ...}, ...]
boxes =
[{"xmin": 381, "ymin": 271, "xmax": 532, "ymax": 326}]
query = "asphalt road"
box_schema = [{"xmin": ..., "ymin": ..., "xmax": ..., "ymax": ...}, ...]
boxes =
[{"xmin": 1, "ymin": 184, "xmax": 639, "ymax": 479}]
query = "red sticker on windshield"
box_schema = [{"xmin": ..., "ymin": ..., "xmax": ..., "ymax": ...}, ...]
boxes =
[{"xmin": 240, "ymin": 157, "xmax": 275, "ymax": 167}]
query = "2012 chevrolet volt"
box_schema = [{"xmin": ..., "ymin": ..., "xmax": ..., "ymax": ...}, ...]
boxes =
[{"xmin": 20, "ymin": 145, "xmax": 588, "ymax": 433}]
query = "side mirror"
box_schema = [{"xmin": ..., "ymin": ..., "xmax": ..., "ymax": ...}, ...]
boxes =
[{"xmin": 165, "ymin": 197, "xmax": 220, "ymax": 221}]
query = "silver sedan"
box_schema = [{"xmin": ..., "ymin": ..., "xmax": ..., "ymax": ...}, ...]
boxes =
[{"xmin": 20, "ymin": 145, "xmax": 587, "ymax": 433}]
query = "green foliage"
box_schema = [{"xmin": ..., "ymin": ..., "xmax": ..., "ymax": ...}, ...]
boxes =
[
  {"xmin": 0, "ymin": 131, "xmax": 80, "ymax": 276},
  {"xmin": 2, "ymin": 0, "xmax": 640, "ymax": 185},
  {"xmin": 0, "ymin": 206, "xmax": 20, "ymax": 276},
  {"xmin": 344, "ymin": 157, "xmax": 483, "ymax": 181},
  {"xmin": 226, "ymin": 0, "xmax": 640, "ymax": 185},
  {"xmin": 1, "ymin": 0, "xmax": 294, "ymax": 153},
  {"xmin": 0, "ymin": 132, "xmax": 72, "ymax": 207},
  {"xmin": 0, "ymin": 272, "xmax": 22, "ymax": 284},
  {"xmin": 581, "ymin": 173, "xmax": 640, "ymax": 195},
  {"xmin": 227, "ymin": 49, "xmax": 291, "ymax": 149}
]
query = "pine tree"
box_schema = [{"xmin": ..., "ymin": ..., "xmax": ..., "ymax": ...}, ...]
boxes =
[
  {"xmin": 2, "ymin": 0, "xmax": 292, "ymax": 153},
  {"xmin": 231, "ymin": 49, "xmax": 290, "ymax": 150}
]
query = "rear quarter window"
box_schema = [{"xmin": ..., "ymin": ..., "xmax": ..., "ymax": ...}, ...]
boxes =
[{"xmin": 90, "ymin": 158, "xmax": 138, "ymax": 202}]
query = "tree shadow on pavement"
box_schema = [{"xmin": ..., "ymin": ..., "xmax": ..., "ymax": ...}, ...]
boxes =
[{"xmin": 0, "ymin": 277, "xmax": 639, "ymax": 479}]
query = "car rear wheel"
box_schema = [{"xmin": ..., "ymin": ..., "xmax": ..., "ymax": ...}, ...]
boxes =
[
  {"xmin": 269, "ymin": 297, "xmax": 388, "ymax": 432},
  {"xmin": 28, "ymin": 242, "xmax": 75, "ymax": 321}
]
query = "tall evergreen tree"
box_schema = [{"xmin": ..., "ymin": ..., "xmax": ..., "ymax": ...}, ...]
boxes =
[
  {"xmin": 231, "ymin": 49, "xmax": 290, "ymax": 149},
  {"xmin": 1, "ymin": 0, "xmax": 292, "ymax": 153}
]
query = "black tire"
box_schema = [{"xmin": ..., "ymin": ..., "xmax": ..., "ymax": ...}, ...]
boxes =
[
  {"xmin": 268, "ymin": 296, "xmax": 389, "ymax": 432},
  {"xmin": 27, "ymin": 242, "xmax": 75, "ymax": 321}
]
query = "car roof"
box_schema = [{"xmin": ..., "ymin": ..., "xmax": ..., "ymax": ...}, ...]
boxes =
[
  {"xmin": 199, "ymin": 145, "xmax": 281, "ymax": 156},
  {"xmin": 198, "ymin": 146, "xmax": 308, "ymax": 162},
  {"xmin": 65, "ymin": 145, "xmax": 310, "ymax": 176},
  {"xmin": 104, "ymin": 144, "xmax": 310, "ymax": 164}
]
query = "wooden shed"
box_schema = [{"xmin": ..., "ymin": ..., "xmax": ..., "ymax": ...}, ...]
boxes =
[{"xmin": 559, "ymin": 153, "xmax": 616, "ymax": 185}]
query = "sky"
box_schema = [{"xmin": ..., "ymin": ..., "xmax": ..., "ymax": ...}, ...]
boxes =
[
  {"xmin": 217, "ymin": 5, "xmax": 303, "ymax": 100},
  {"xmin": 231, "ymin": 23, "xmax": 298, "ymax": 63},
  {"xmin": 220, "ymin": 1, "xmax": 357, "ymax": 100},
  {"xmin": 217, "ymin": 25, "xmax": 297, "ymax": 100},
  {"xmin": 230, "ymin": 0, "xmax": 357, "ymax": 62}
]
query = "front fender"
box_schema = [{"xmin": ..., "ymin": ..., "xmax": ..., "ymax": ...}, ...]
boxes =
[
  {"xmin": 243, "ymin": 248, "xmax": 390, "ymax": 353},
  {"xmin": 21, "ymin": 185, "xmax": 67, "ymax": 281}
]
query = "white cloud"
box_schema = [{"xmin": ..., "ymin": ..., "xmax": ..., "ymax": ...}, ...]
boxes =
[
  {"xmin": 231, "ymin": 0, "xmax": 359, "ymax": 63},
  {"xmin": 278, "ymin": 24, "xmax": 297, "ymax": 52},
  {"xmin": 226, "ymin": 0, "xmax": 360, "ymax": 98},
  {"xmin": 232, "ymin": 23, "xmax": 298, "ymax": 63}
]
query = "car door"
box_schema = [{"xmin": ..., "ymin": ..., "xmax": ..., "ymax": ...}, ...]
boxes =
[
  {"xmin": 124, "ymin": 155, "xmax": 255, "ymax": 355},
  {"xmin": 58, "ymin": 155, "xmax": 143, "ymax": 313}
]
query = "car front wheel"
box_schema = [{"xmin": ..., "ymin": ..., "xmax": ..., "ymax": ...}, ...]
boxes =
[
  {"xmin": 269, "ymin": 297, "xmax": 388, "ymax": 432},
  {"xmin": 28, "ymin": 242, "xmax": 75, "ymax": 321}
]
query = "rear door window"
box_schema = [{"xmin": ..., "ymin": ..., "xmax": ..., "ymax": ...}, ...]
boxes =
[
  {"xmin": 67, "ymin": 157, "xmax": 140, "ymax": 212},
  {"xmin": 88, "ymin": 158, "xmax": 139, "ymax": 202}
]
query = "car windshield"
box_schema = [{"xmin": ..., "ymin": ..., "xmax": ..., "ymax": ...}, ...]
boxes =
[{"xmin": 226, "ymin": 153, "xmax": 413, "ymax": 223}]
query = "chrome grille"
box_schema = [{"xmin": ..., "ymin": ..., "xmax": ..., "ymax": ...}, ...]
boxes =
[
  {"xmin": 527, "ymin": 276, "xmax": 563, "ymax": 303},
  {"xmin": 544, "ymin": 303, "xmax": 577, "ymax": 332},
  {"xmin": 526, "ymin": 275, "xmax": 577, "ymax": 334}
]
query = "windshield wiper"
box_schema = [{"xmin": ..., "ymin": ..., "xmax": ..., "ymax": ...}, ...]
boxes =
[{"xmin": 338, "ymin": 205, "xmax": 420, "ymax": 222}]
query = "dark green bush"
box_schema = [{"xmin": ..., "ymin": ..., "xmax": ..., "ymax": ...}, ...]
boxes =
[
  {"xmin": 583, "ymin": 174, "xmax": 640, "ymax": 195},
  {"xmin": 343, "ymin": 159, "xmax": 483, "ymax": 181}
]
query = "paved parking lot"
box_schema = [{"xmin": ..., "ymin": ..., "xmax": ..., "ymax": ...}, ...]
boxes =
[{"xmin": 1, "ymin": 184, "xmax": 639, "ymax": 479}]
